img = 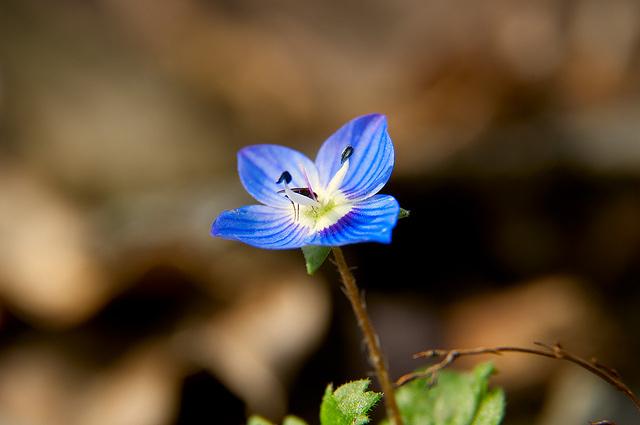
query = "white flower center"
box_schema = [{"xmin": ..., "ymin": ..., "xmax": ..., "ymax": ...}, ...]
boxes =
[
  {"xmin": 296, "ymin": 189, "xmax": 352, "ymax": 233},
  {"xmin": 278, "ymin": 156, "xmax": 354, "ymax": 234}
]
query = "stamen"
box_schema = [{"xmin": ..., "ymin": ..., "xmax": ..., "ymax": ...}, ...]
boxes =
[
  {"xmin": 284, "ymin": 186, "xmax": 321, "ymax": 207},
  {"xmin": 276, "ymin": 171, "xmax": 292, "ymax": 185},
  {"xmin": 341, "ymin": 146, "xmax": 354, "ymax": 164},
  {"xmin": 276, "ymin": 169, "xmax": 320, "ymax": 221},
  {"xmin": 326, "ymin": 147, "xmax": 353, "ymax": 195}
]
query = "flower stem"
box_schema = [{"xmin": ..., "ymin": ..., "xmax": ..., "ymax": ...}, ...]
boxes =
[{"xmin": 331, "ymin": 247, "xmax": 403, "ymax": 425}]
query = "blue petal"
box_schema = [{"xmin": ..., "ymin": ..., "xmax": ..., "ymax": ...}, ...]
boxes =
[
  {"xmin": 238, "ymin": 145, "xmax": 320, "ymax": 207},
  {"xmin": 211, "ymin": 205, "xmax": 311, "ymax": 249},
  {"xmin": 309, "ymin": 195, "xmax": 399, "ymax": 246},
  {"xmin": 315, "ymin": 114, "xmax": 394, "ymax": 200}
]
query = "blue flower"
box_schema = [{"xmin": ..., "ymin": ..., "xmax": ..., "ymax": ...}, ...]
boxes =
[{"xmin": 211, "ymin": 114, "xmax": 399, "ymax": 249}]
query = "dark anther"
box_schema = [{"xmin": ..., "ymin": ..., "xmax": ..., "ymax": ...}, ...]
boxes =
[
  {"xmin": 277, "ymin": 187, "xmax": 318, "ymax": 199},
  {"xmin": 276, "ymin": 171, "xmax": 292, "ymax": 184},
  {"xmin": 341, "ymin": 146, "xmax": 354, "ymax": 164}
]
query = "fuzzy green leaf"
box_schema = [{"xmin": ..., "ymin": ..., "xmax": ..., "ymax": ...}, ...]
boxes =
[
  {"xmin": 302, "ymin": 245, "xmax": 331, "ymax": 275},
  {"xmin": 320, "ymin": 380, "xmax": 382, "ymax": 425},
  {"xmin": 384, "ymin": 362, "xmax": 505, "ymax": 425}
]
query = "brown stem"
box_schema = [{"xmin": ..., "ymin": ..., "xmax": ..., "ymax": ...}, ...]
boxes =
[
  {"xmin": 331, "ymin": 247, "xmax": 403, "ymax": 425},
  {"xmin": 395, "ymin": 342, "xmax": 640, "ymax": 413}
]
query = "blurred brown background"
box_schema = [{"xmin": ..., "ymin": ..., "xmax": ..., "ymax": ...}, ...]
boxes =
[{"xmin": 0, "ymin": 0, "xmax": 639, "ymax": 424}]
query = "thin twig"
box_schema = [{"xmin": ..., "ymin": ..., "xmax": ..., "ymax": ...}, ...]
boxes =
[
  {"xmin": 331, "ymin": 247, "xmax": 403, "ymax": 425},
  {"xmin": 395, "ymin": 342, "xmax": 640, "ymax": 413}
]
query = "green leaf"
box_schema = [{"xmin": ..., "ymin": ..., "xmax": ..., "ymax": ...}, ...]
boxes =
[
  {"xmin": 248, "ymin": 415, "xmax": 309, "ymax": 425},
  {"xmin": 320, "ymin": 380, "xmax": 382, "ymax": 425},
  {"xmin": 247, "ymin": 416, "xmax": 275, "ymax": 425},
  {"xmin": 385, "ymin": 362, "xmax": 505, "ymax": 425},
  {"xmin": 302, "ymin": 245, "xmax": 331, "ymax": 275},
  {"xmin": 471, "ymin": 389, "xmax": 505, "ymax": 425},
  {"xmin": 283, "ymin": 416, "xmax": 309, "ymax": 425},
  {"xmin": 398, "ymin": 208, "xmax": 411, "ymax": 219}
]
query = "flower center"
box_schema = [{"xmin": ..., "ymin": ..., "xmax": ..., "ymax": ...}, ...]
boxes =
[
  {"xmin": 276, "ymin": 146, "xmax": 355, "ymax": 233},
  {"xmin": 298, "ymin": 192, "xmax": 352, "ymax": 232},
  {"xmin": 303, "ymin": 198, "xmax": 338, "ymax": 221}
]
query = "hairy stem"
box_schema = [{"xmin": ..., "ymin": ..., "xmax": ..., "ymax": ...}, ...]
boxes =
[{"xmin": 331, "ymin": 247, "xmax": 403, "ymax": 425}]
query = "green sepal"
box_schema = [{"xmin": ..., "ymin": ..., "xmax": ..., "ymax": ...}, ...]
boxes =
[
  {"xmin": 398, "ymin": 208, "xmax": 410, "ymax": 219},
  {"xmin": 302, "ymin": 245, "xmax": 331, "ymax": 275}
]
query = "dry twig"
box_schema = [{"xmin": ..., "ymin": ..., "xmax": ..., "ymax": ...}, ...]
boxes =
[{"xmin": 395, "ymin": 342, "xmax": 640, "ymax": 414}]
